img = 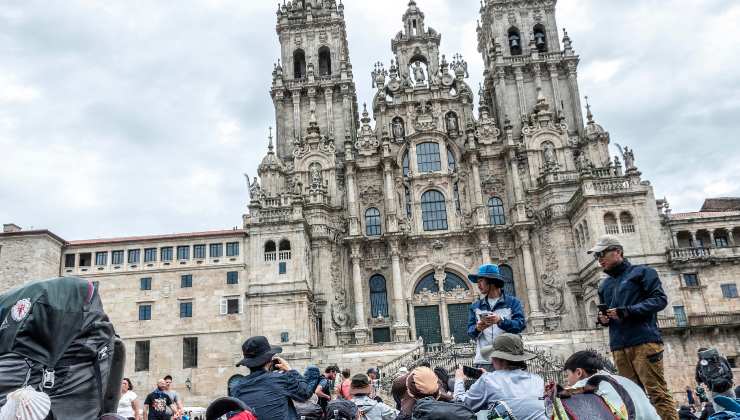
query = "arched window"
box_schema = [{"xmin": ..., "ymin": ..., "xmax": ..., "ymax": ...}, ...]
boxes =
[
  {"xmin": 445, "ymin": 112, "xmax": 459, "ymax": 136},
  {"xmin": 604, "ymin": 213, "xmax": 619, "ymax": 235},
  {"xmin": 443, "ymin": 272, "xmax": 469, "ymax": 292},
  {"xmin": 264, "ymin": 240, "xmax": 276, "ymax": 262},
  {"xmin": 714, "ymin": 229, "xmax": 730, "ymax": 248},
  {"xmin": 293, "ymin": 49, "xmax": 306, "ymax": 79},
  {"xmin": 365, "ymin": 207, "xmax": 382, "ymax": 236},
  {"xmin": 488, "ymin": 197, "xmax": 506, "ymax": 225},
  {"xmin": 619, "ymin": 212, "xmax": 635, "ymax": 234},
  {"xmin": 318, "ymin": 46, "xmax": 332, "ymax": 76},
  {"xmin": 499, "ymin": 264, "xmax": 516, "ymax": 297},
  {"xmin": 278, "ymin": 239, "xmax": 291, "ymax": 260},
  {"xmin": 421, "ymin": 190, "xmax": 448, "ymax": 231},
  {"xmin": 414, "ymin": 272, "xmax": 439, "ymax": 294},
  {"xmin": 508, "ymin": 27, "xmax": 522, "ymax": 56},
  {"xmin": 416, "ymin": 142, "xmax": 441, "ymax": 173},
  {"xmin": 402, "ymin": 151, "xmax": 410, "ymax": 177},
  {"xmin": 369, "ymin": 275, "xmax": 389, "ymax": 318},
  {"xmin": 533, "ymin": 24, "xmax": 548, "ymax": 53},
  {"xmin": 447, "ymin": 149, "xmax": 456, "ymax": 173}
]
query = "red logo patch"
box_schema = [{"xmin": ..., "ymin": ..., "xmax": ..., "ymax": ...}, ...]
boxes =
[{"xmin": 10, "ymin": 298, "xmax": 31, "ymax": 322}]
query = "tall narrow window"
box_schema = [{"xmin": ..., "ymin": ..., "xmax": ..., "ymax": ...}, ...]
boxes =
[
  {"xmin": 533, "ymin": 24, "xmax": 548, "ymax": 53},
  {"xmin": 404, "ymin": 186, "xmax": 412, "ymax": 219},
  {"xmin": 160, "ymin": 247, "xmax": 173, "ymax": 262},
  {"xmin": 365, "ymin": 208, "xmax": 382, "ymax": 236},
  {"xmin": 604, "ymin": 213, "xmax": 619, "ymax": 235},
  {"xmin": 369, "ymin": 275, "xmax": 389, "ymax": 318},
  {"xmin": 293, "ymin": 49, "xmax": 306, "ymax": 79},
  {"xmin": 112, "ymin": 250, "xmax": 124, "ymax": 265},
  {"xmin": 673, "ymin": 305, "xmax": 687, "ymax": 327},
  {"xmin": 138, "ymin": 304, "xmax": 152, "ymax": 321},
  {"xmin": 179, "ymin": 301, "xmax": 193, "ymax": 318},
  {"xmin": 135, "ymin": 341, "xmax": 150, "ymax": 372},
  {"xmin": 421, "ymin": 190, "xmax": 448, "ymax": 231},
  {"xmin": 210, "ymin": 243, "xmax": 223, "ymax": 258},
  {"xmin": 499, "ymin": 265, "xmax": 516, "ymax": 297},
  {"xmin": 128, "ymin": 249, "xmax": 140, "ymax": 264},
  {"xmin": 318, "ymin": 46, "xmax": 331, "ymax": 76},
  {"xmin": 279, "ymin": 240, "xmax": 291, "ymax": 260},
  {"xmin": 447, "ymin": 149, "xmax": 457, "ymax": 173},
  {"xmin": 488, "ymin": 197, "xmax": 506, "ymax": 225},
  {"xmin": 620, "ymin": 212, "xmax": 635, "ymax": 233},
  {"xmin": 402, "ymin": 152, "xmax": 410, "ymax": 177},
  {"xmin": 95, "ymin": 251, "xmax": 108, "ymax": 266},
  {"xmin": 416, "ymin": 142, "xmax": 442, "ymax": 173},
  {"xmin": 453, "ymin": 183, "xmax": 461, "ymax": 213},
  {"xmin": 177, "ymin": 246, "xmax": 190, "ymax": 260},
  {"xmin": 264, "ymin": 240, "xmax": 276, "ymax": 262},
  {"xmin": 193, "ymin": 244, "xmax": 206, "ymax": 259},
  {"xmin": 183, "ymin": 337, "xmax": 198, "ymax": 368},
  {"xmin": 143, "ymin": 248, "xmax": 156, "ymax": 263},
  {"xmin": 508, "ymin": 27, "xmax": 522, "ymax": 56}
]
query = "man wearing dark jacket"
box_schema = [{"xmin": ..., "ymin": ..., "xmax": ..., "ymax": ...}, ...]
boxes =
[
  {"xmin": 467, "ymin": 264, "xmax": 526, "ymax": 371},
  {"xmin": 591, "ymin": 235, "xmax": 677, "ymax": 420},
  {"xmin": 230, "ymin": 336, "xmax": 320, "ymax": 420}
]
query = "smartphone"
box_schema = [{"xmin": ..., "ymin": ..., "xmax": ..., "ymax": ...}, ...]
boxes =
[
  {"xmin": 479, "ymin": 310, "xmax": 493, "ymax": 320},
  {"xmin": 597, "ymin": 304, "xmax": 608, "ymax": 315},
  {"xmin": 270, "ymin": 358, "xmax": 281, "ymax": 371},
  {"xmin": 462, "ymin": 365, "xmax": 483, "ymax": 379}
]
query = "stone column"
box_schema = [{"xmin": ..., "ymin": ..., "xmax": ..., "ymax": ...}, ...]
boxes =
[
  {"xmin": 477, "ymin": 230, "xmax": 491, "ymax": 264},
  {"xmin": 566, "ymin": 61, "xmax": 584, "ymax": 136},
  {"xmin": 346, "ymin": 164, "xmax": 360, "ymax": 236},
  {"xmin": 435, "ymin": 269, "xmax": 451, "ymax": 343},
  {"xmin": 514, "ymin": 66, "xmax": 527, "ymax": 118},
  {"xmin": 324, "ymin": 88, "xmax": 334, "ymax": 135},
  {"xmin": 469, "ymin": 153, "xmax": 486, "ymax": 225},
  {"xmin": 274, "ymin": 91, "xmax": 286, "ymax": 157},
  {"xmin": 351, "ymin": 242, "xmax": 368, "ymax": 343},
  {"xmin": 389, "ymin": 240, "xmax": 410, "ymax": 341},
  {"xmin": 291, "ymin": 89, "xmax": 302, "ymax": 138},
  {"xmin": 690, "ymin": 231, "xmax": 697, "ymax": 248},
  {"xmin": 548, "ymin": 63, "xmax": 562, "ymax": 115},
  {"xmin": 516, "ymin": 229, "xmax": 544, "ymax": 327},
  {"xmin": 709, "ymin": 231, "xmax": 716, "ymax": 248},
  {"xmin": 729, "ymin": 230, "xmax": 736, "ymax": 247},
  {"xmin": 383, "ymin": 160, "xmax": 399, "ymax": 233}
]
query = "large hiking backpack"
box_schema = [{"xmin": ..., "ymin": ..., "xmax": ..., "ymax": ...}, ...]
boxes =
[
  {"xmin": 698, "ymin": 349, "xmax": 734, "ymax": 393},
  {"xmin": 294, "ymin": 399, "xmax": 323, "ymax": 420},
  {"xmin": 411, "ymin": 398, "xmax": 476, "ymax": 420},
  {"xmin": 544, "ymin": 375, "xmax": 636, "ymax": 420},
  {"xmin": 324, "ymin": 400, "xmax": 357, "ymax": 420},
  {"xmin": 0, "ymin": 277, "xmax": 124, "ymax": 420}
]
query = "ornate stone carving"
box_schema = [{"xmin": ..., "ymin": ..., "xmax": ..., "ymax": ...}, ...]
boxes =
[
  {"xmin": 414, "ymin": 101, "xmax": 437, "ymax": 132},
  {"xmin": 481, "ymin": 175, "xmax": 505, "ymax": 196},
  {"xmin": 355, "ymin": 104, "xmax": 379, "ymax": 156},
  {"xmin": 359, "ymin": 184, "xmax": 383, "ymax": 205},
  {"xmin": 539, "ymin": 226, "xmax": 564, "ymax": 314}
]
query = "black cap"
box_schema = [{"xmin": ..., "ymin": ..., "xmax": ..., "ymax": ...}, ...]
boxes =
[{"xmin": 236, "ymin": 336, "xmax": 282, "ymax": 368}]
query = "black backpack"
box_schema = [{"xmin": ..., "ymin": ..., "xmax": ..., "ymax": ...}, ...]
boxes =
[
  {"xmin": 698, "ymin": 349, "xmax": 734, "ymax": 393},
  {"xmin": 324, "ymin": 400, "xmax": 358, "ymax": 420},
  {"xmin": 0, "ymin": 277, "xmax": 123, "ymax": 419},
  {"xmin": 411, "ymin": 398, "xmax": 476, "ymax": 420}
]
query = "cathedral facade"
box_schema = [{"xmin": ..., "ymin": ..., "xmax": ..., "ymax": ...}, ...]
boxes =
[{"xmin": 1, "ymin": 0, "xmax": 739, "ymax": 407}]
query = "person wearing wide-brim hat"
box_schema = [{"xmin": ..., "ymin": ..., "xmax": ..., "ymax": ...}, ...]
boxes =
[
  {"xmin": 229, "ymin": 336, "xmax": 321, "ymax": 420},
  {"xmin": 466, "ymin": 263, "xmax": 527, "ymax": 372},
  {"xmin": 453, "ymin": 333, "xmax": 546, "ymax": 420},
  {"xmin": 348, "ymin": 374, "xmax": 398, "ymax": 420}
]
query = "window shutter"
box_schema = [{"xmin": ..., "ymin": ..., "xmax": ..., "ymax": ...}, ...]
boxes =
[{"xmin": 220, "ymin": 297, "xmax": 227, "ymax": 315}]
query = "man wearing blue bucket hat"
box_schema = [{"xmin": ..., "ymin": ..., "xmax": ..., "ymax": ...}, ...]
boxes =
[{"xmin": 467, "ymin": 264, "xmax": 526, "ymax": 371}]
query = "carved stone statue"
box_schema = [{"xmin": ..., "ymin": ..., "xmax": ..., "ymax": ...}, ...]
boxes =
[
  {"xmin": 245, "ymin": 174, "xmax": 261, "ymax": 199},
  {"xmin": 446, "ymin": 113, "xmax": 458, "ymax": 135},
  {"xmin": 392, "ymin": 117, "xmax": 405, "ymax": 141},
  {"xmin": 413, "ymin": 61, "xmax": 426, "ymax": 85},
  {"xmin": 310, "ymin": 163, "xmax": 322, "ymax": 186},
  {"xmin": 543, "ymin": 142, "xmax": 555, "ymax": 163},
  {"xmin": 623, "ymin": 146, "xmax": 635, "ymax": 169}
]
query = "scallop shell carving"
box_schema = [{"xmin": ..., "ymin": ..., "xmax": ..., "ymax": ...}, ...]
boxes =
[{"xmin": 0, "ymin": 386, "xmax": 51, "ymax": 420}]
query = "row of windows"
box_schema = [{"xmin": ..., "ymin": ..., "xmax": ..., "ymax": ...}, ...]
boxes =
[
  {"xmin": 140, "ymin": 272, "xmax": 239, "ymax": 291},
  {"xmin": 138, "ymin": 296, "xmax": 241, "ymax": 321},
  {"xmin": 135, "ymin": 337, "xmax": 198, "ymax": 371},
  {"xmin": 603, "ymin": 212, "xmax": 635, "ymax": 235},
  {"xmin": 507, "ymin": 24, "xmax": 548, "ymax": 56},
  {"xmin": 293, "ymin": 46, "xmax": 332, "ymax": 79},
  {"xmin": 64, "ymin": 242, "xmax": 240, "ymax": 268},
  {"xmin": 681, "ymin": 274, "xmax": 738, "ymax": 298}
]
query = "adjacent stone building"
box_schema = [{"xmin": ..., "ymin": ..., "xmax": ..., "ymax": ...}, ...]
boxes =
[{"xmin": 1, "ymin": 0, "xmax": 738, "ymax": 407}]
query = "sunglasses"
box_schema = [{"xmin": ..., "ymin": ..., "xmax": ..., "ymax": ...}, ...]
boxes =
[{"xmin": 592, "ymin": 247, "xmax": 620, "ymax": 259}]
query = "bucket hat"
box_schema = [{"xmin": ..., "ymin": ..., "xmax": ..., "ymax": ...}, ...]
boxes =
[
  {"xmin": 487, "ymin": 333, "xmax": 536, "ymax": 362},
  {"xmin": 468, "ymin": 264, "xmax": 505, "ymax": 286},
  {"xmin": 235, "ymin": 336, "xmax": 282, "ymax": 368}
]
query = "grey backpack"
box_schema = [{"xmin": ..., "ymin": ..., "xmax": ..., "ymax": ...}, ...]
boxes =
[{"xmin": 412, "ymin": 398, "xmax": 476, "ymax": 420}]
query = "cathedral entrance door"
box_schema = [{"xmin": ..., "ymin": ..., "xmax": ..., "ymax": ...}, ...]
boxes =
[
  {"xmin": 447, "ymin": 303, "xmax": 469, "ymax": 344},
  {"xmin": 414, "ymin": 305, "xmax": 442, "ymax": 346}
]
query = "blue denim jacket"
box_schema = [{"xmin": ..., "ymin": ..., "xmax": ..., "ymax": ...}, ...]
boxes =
[{"xmin": 230, "ymin": 366, "xmax": 321, "ymax": 420}]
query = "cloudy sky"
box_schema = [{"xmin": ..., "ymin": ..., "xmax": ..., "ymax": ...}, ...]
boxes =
[{"xmin": 1, "ymin": 0, "xmax": 739, "ymax": 240}]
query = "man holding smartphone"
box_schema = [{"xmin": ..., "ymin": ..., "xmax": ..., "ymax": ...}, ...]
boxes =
[
  {"xmin": 590, "ymin": 235, "xmax": 677, "ymax": 420},
  {"xmin": 467, "ymin": 264, "xmax": 526, "ymax": 372}
]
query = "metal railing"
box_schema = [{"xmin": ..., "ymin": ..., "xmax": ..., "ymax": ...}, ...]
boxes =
[
  {"xmin": 378, "ymin": 342, "xmax": 565, "ymax": 394},
  {"xmin": 658, "ymin": 311, "xmax": 740, "ymax": 329}
]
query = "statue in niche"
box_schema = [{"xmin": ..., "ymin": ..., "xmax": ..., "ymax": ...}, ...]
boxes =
[
  {"xmin": 542, "ymin": 142, "xmax": 556, "ymax": 164},
  {"xmin": 446, "ymin": 113, "xmax": 459, "ymax": 136},
  {"xmin": 310, "ymin": 162, "xmax": 322, "ymax": 186},
  {"xmin": 392, "ymin": 117, "xmax": 405, "ymax": 141},
  {"xmin": 413, "ymin": 61, "xmax": 426, "ymax": 85}
]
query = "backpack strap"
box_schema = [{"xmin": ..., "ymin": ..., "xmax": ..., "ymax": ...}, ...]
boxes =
[{"xmin": 586, "ymin": 375, "xmax": 637, "ymax": 420}]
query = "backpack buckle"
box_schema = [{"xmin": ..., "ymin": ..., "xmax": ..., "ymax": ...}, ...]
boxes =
[
  {"xmin": 98, "ymin": 345, "xmax": 109, "ymax": 361},
  {"xmin": 42, "ymin": 368, "xmax": 55, "ymax": 389}
]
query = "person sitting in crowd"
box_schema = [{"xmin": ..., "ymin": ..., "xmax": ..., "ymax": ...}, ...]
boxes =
[
  {"xmin": 229, "ymin": 336, "xmax": 320, "ymax": 420},
  {"xmin": 143, "ymin": 379, "xmax": 179, "ymax": 420},
  {"xmin": 392, "ymin": 366, "xmax": 454, "ymax": 419},
  {"xmin": 563, "ymin": 350, "xmax": 658, "ymax": 420},
  {"xmin": 467, "ymin": 264, "xmax": 526, "ymax": 372},
  {"xmin": 118, "ymin": 378, "xmax": 142, "ymax": 420},
  {"xmin": 316, "ymin": 365, "xmax": 339, "ymax": 412},
  {"xmin": 454, "ymin": 333, "xmax": 546, "ymax": 420},
  {"xmin": 348, "ymin": 373, "xmax": 398, "ymax": 420}
]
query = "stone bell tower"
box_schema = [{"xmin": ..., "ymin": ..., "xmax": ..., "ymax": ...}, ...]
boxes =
[{"xmin": 271, "ymin": 0, "xmax": 360, "ymax": 160}]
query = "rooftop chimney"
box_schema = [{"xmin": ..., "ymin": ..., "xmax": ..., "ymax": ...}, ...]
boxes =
[{"xmin": 3, "ymin": 223, "xmax": 22, "ymax": 233}]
